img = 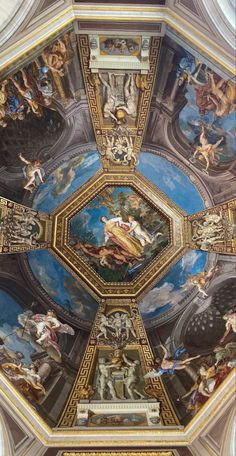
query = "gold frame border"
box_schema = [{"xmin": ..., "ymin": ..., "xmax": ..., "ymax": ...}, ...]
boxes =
[{"xmin": 51, "ymin": 170, "xmax": 185, "ymax": 298}]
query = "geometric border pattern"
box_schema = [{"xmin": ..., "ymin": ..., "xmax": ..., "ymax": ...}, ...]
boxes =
[{"xmin": 78, "ymin": 35, "xmax": 161, "ymax": 170}]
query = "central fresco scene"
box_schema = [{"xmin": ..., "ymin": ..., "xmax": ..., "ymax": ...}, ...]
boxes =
[
  {"xmin": 0, "ymin": 8, "xmax": 235, "ymax": 451},
  {"xmin": 68, "ymin": 185, "xmax": 170, "ymax": 282}
]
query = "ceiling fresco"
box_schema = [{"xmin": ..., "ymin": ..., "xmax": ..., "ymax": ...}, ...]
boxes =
[
  {"xmin": 32, "ymin": 151, "xmax": 101, "ymax": 213},
  {"xmin": 0, "ymin": 8, "xmax": 235, "ymax": 449},
  {"xmin": 52, "ymin": 169, "xmax": 185, "ymax": 297},
  {"xmin": 156, "ymin": 35, "xmax": 236, "ymax": 177},
  {"xmin": 68, "ymin": 185, "xmax": 170, "ymax": 282},
  {"xmin": 177, "ymin": 55, "xmax": 236, "ymax": 168},
  {"xmin": 137, "ymin": 152, "xmax": 205, "ymax": 214},
  {"xmin": 140, "ymin": 249, "xmax": 208, "ymax": 324},
  {"xmin": 27, "ymin": 249, "xmax": 98, "ymax": 322}
]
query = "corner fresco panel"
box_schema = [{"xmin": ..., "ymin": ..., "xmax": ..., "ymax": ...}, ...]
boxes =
[
  {"xmin": 0, "ymin": 289, "xmax": 78, "ymax": 426},
  {"xmin": 27, "ymin": 249, "xmax": 98, "ymax": 321},
  {"xmin": 137, "ymin": 152, "xmax": 204, "ymax": 214},
  {"xmin": 33, "ymin": 151, "xmax": 101, "ymax": 213},
  {"xmin": 140, "ymin": 250, "xmax": 207, "ymax": 322},
  {"xmin": 176, "ymin": 50, "xmax": 236, "ymax": 166}
]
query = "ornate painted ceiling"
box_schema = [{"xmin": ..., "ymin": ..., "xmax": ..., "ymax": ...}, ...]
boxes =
[{"xmin": 0, "ymin": 1, "xmax": 235, "ymax": 455}]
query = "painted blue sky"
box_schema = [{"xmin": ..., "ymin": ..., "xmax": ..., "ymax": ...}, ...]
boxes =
[
  {"xmin": 179, "ymin": 85, "xmax": 236, "ymax": 162},
  {"xmin": 33, "ymin": 151, "xmax": 101, "ymax": 213},
  {"xmin": 27, "ymin": 250, "xmax": 98, "ymax": 321},
  {"xmin": 138, "ymin": 152, "xmax": 204, "ymax": 214},
  {"xmin": 0, "ymin": 291, "xmax": 36, "ymax": 364},
  {"xmin": 140, "ymin": 250, "xmax": 207, "ymax": 320}
]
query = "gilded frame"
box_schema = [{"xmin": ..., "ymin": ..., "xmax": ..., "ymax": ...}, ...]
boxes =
[{"xmin": 52, "ymin": 170, "xmax": 186, "ymax": 298}]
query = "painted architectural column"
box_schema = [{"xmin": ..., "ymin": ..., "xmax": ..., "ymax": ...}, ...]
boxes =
[{"xmin": 58, "ymin": 299, "xmax": 178, "ymax": 428}]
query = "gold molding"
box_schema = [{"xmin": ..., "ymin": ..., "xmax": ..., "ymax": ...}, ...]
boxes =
[
  {"xmin": 78, "ymin": 34, "xmax": 161, "ymax": 170},
  {"xmin": 58, "ymin": 300, "xmax": 179, "ymax": 428},
  {"xmin": 0, "ymin": 196, "xmax": 51, "ymax": 253},
  {"xmin": 51, "ymin": 170, "xmax": 185, "ymax": 298},
  {"xmin": 186, "ymin": 198, "xmax": 236, "ymax": 254}
]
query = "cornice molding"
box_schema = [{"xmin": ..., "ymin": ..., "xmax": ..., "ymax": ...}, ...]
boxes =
[
  {"xmin": 0, "ymin": 5, "xmax": 235, "ymax": 76},
  {"xmin": 0, "ymin": 0, "xmax": 35, "ymax": 47},
  {"xmin": 0, "ymin": 368, "xmax": 235, "ymax": 447}
]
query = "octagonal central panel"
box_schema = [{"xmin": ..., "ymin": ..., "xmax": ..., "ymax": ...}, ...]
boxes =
[
  {"xmin": 68, "ymin": 185, "xmax": 170, "ymax": 283},
  {"xmin": 52, "ymin": 171, "xmax": 186, "ymax": 298}
]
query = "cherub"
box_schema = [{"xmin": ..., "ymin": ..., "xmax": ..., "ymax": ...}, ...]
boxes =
[
  {"xmin": 127, "ymin": 194, "xmax": 143, "ymax": 210},
  {"xmin": 144, "ymin": 345, "xmax": 200, "ymax": 378},
  {"xmin": 121, "ymin": 313, "xmax": 136, "ymax": 339},
  {"xmin": 122, "ymin": 136, "xmax": 138, "ymax": 165},
  {"xmin": 112, "ymin": 312, "xmax": 123, "ymax": 339},
  {"xmin": 190, "ymin": 125, "xmax": 224, "ymax": 173},
  {"xmin": 220, "ymin": 312, "xmax": 236, "ymax": 343},
  {"xmin": 97, "ymin": 313, "xmax": 112, "ymax": 340},
  {"xmin": 182, "ymin": 265, "xmax": 219, "ymax": 297},
  {"xmin": 202, "ymin": 211, "xmax": 223, "ymax": 226},
  {"xmin": 19, "ymin": 153, "xmax": 44, "ymax": 193},
  {"xmin": 207, "ymin": 72, "xmax": 236, "ymax": 118},
  {"xmin": 101, "ymin": 135, "xmax": 115, "ymax": 162}
]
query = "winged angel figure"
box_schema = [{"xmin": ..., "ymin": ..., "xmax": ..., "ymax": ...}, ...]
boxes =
[
  {"xmin": 144, "ymin": 345, "xmax": 200, "ymax": 378},
  {"xmin": 18, "ymin": 310, "xmax": 75, "ymax": 363}
]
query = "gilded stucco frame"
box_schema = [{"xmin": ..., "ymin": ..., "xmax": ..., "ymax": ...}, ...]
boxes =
[{"xmin": 52, "ymin": 170, "xmax": 186, "ymax": 298}]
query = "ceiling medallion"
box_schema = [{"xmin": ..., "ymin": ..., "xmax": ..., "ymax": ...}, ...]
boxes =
[{"xmin": 52, "ymin": 170, "xmax": 186, "ymax": 298}]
